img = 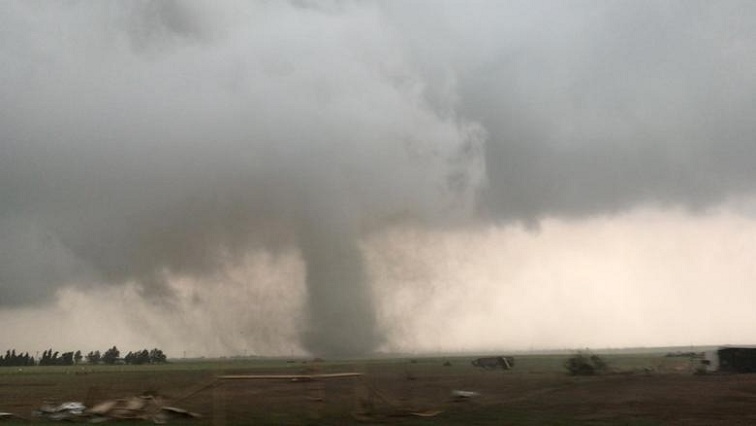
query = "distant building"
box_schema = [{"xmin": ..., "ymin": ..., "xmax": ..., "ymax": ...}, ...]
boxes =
[{"xmin": 702, "ymin": 347, "xmax": 756, "ymax": 373}]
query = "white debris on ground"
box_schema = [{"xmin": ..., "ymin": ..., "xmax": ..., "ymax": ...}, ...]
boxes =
[
  {"xmin": 34, "ymin": 401, "xmax": 86, "ymax": 421},
  {"xmin": 0, "ymin": 412, "xmax": 21, "ymax": 421},
  {"xmin": 451, "ymin": 390, "xmax": 480, "ymax": 401},
  {"xmin": 33, "ymin": 395, "xmax": 200, "ymax": 423}
]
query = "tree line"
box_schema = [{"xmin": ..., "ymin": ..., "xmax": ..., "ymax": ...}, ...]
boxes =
[
  {"xmin": 0, "ymin": 346, "xmax": 168, "ymax": 366},
  {"xmin": 0, "ymin": 350, "xmax": 36, "ymax": 366}
]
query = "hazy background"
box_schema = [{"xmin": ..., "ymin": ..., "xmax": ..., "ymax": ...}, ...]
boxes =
[{"xmin": 1, "ymin": 0, "xmax": 755, "ymax": 357}]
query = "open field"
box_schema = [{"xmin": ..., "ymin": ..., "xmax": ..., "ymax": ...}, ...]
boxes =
[{"xmin": 1, "ymin": 352, "xmax": 756, "ymax": 425}]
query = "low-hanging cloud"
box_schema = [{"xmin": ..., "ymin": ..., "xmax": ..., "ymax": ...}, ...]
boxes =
[
  {"xmin": 1, "ymin": 0, "xmax": 755, "ymax": 355},
  {"xmin": 446, "ymin": 1, "xmax": 756, "ymax": 222},
  {"xmin": 0, "ymin": 1, "xmax": 483, "ymax": 355}
]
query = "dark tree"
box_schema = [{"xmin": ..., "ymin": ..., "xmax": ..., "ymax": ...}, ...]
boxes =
[
  {"xmin": 86, "ymin": 350, "xmax": 101, "ymax": 364},
  {"xmin": 60, "ymin": 351, "xmax": 74, "ymax": 366},
  {"xmin": 39, "ymin": 349, "xmax": 52, "ymax": 366},
  {"xmin": 124, "ymin": 348, "xmax": 165, "ymax": 364},
  {"xmin": 102, "ymin": 346, "xmax": 120, "ymax": 365},
  {"xmin": 149, "ymin": 348, "xmax": 167, "ymax": 364}
]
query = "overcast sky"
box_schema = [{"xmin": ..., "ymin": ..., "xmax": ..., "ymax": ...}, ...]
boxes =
[{"xmin": 1, "ymin": 0, "xmax": 755, "ymax": 357}]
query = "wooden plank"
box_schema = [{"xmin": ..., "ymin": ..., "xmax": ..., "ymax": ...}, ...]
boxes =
[{"xmin": 217, "ymin": 373, "xmax": 362, "ymax": 380}]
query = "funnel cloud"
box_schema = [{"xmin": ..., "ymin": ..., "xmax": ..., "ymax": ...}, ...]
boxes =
[
  {"xmin": 1, "ymin": 1, "xmax": 756, "ymax": 355},
  {"xmin": 0, "ymin": 1, "xmax": 482, "ymax": 355}
]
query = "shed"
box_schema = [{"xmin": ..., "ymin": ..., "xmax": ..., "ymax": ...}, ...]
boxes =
[{"xmin": 716, "ymin": 347, "xmax": 756, "ymax": 373}]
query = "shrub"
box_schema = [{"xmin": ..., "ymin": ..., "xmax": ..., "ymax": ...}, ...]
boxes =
[{"xmin": 565, "ymin": 351, "xmax": 607, "ymax": 376}]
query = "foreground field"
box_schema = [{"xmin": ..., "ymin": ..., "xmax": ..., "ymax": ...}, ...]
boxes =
[{"xmin": 1, "ymin": 353, "xmax": 755, "ymax": 425}]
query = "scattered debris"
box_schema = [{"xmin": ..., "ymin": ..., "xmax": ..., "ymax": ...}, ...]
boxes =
[
  {"xmin": 0, "ymin": 412, "xmax": 22, "ymax": 421},
  {"xmin": 408, "ymin": 410, "xmax": 443, "ymax": 417},
  {"xmin": 34, "ymin": 401, "xmax": 86, "ymax": 421},
  {"xmin": 451, "ymin": 390, "xmax": 480, "ymax": 401},
  {"xmin": 471, "ymin": 356, "xmax": 514, "ymax": 370},
  {"xmin": 153, "ymin": 406, "xmax": 201, "ymax": 423},
  {"xmin": 218, "ymin": 372, "xmax": 362, "ymax": 380},
  {"xmin": 89, "ymin": 395, "xmax": 159, "ymax": 422},
  {"xmin": 33, "ymin": 396, "xmax": 200, "ymax": 423}
]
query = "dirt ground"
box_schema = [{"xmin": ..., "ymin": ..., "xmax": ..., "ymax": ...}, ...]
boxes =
[
  {"xmin": 210, "ymin": 362, "xmax": 756, "ymax": 425},
  {"xmin": 2, "ymin": 355, "xmax": 756, "ymax": 425}
]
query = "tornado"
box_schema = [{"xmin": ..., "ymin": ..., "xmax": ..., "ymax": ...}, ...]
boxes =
[
  {"xmin": 299, "ymin": 222, "xmax": 381, "ymax": 356},
  {"xmin": 10, "ymin": 1, "xmax": 754, "ymax": 357},
  {"xmin": 0, "ymin": 1, "xmax": 484, "ymax": 355}
]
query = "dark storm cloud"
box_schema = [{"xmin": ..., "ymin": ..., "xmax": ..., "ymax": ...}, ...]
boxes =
[
  {"xmin": 0, "ymin": 1, "xmax": 482, "ymax": 355},
  {"xmin": 1, "ymin": 0, "xmax": 755, "ymax": 354},
  {"xmin": 443, "ymin": 1, "xmax": 756, "ymax": 222}
]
